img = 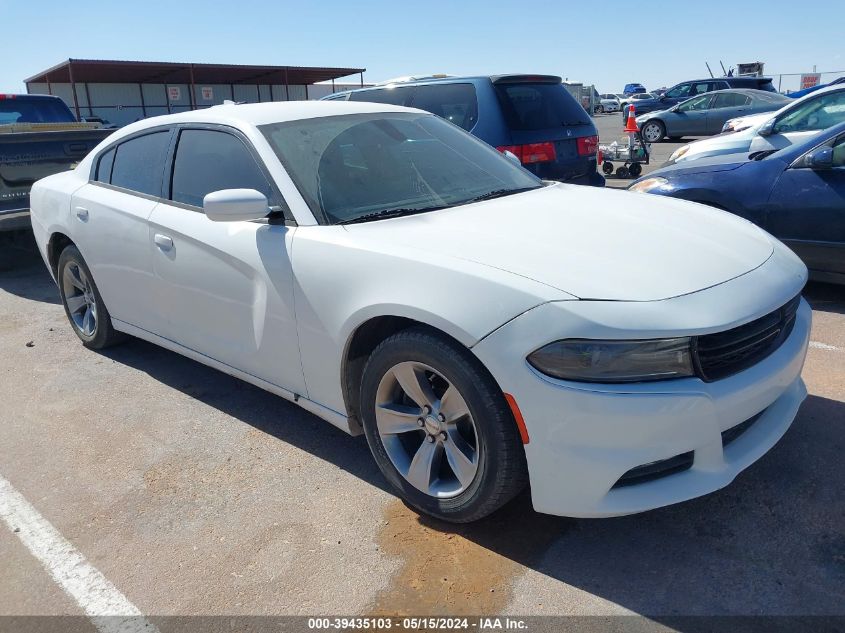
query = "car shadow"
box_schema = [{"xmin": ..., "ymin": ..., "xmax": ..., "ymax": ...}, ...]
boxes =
[
  {"xmin": 99, "ymin": 337, "xmax": 391, "ymax": 495},
  {"xmin": 414, "ymin": 393, "xmax": 845, "ymax": 617},
  {"xmin": 0, "ymin": 230, "xmax": 61, "ymax": 305},
  {"xmin": 102, "ymin": 331, "xmax": 844, "ymax": 616}
]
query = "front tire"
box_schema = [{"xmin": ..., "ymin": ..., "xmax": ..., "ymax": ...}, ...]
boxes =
[
  {"xmin": 57, "ymin": 245, "xmax": 124, "ymax": 349},
  {"xmin": 359, "ymin": 327, "xmax": 528, "ymax": 523},
  {"xmin": 641, "ymin": 120, "xmax": 666, "ymax": 143}
]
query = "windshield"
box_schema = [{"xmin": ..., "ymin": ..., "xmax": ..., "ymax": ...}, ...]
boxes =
[
  {"xmin": 0, "ymin": 97, "xmax": 76, "ymax": 124},
  {"xmin": 774, "ymin": 90, "xmax": 845, "ymax": 134},
  {"xmin": 260, "ymin": 112, "xmax": 542, "ymax": 225}
]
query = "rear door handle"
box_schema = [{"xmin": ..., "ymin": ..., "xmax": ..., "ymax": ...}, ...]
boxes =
[
  {"xmin": 74, "ymin": 206, "xmax": 89, "ymax": 221},
  {"xmin": 154, "ymin": 233, "xmax": 173, "ymax": 251}
]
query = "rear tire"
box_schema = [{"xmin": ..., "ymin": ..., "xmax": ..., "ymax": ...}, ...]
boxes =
[
  {"xmin": 359, "ymin": 327, "xmax": 528, "ymax": 523},
  {"xmin": 57, "ymin": 246, "xmax": 125, "ymax": 350}
]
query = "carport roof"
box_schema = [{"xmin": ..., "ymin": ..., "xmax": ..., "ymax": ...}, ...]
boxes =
[{"xmin": 25, "ymin": 59, "xmax": 365, "ymax": 86}]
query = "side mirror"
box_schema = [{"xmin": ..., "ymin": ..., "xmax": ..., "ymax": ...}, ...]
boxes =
[
  {"xmin": 799, "ymin": 147, "xmax": 834, "ymax": 170},
  {"xmin": 503, "ymin": 150, "xmax": 521, "ymax": 166},
  {"xmin": 203, "ymin": 188, "xmax": 270, "ymax": 222},
  {"xmin": 658, "ymin": 94, "xmax": 667, "ymax": 101},
  {"xmin": 757, "ymin": 119, "xmax": 776, "ymax": 137}
]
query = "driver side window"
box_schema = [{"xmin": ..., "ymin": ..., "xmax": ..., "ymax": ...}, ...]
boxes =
[
  {"xmin": 677, "ymin": 95, "xmax": 712, "ymax": 112},
  {"xmin": 665, "ymin": 83, "xmax": 691, "ymax": 99},
  {"xmin": 833, "ymin": 136, "xmax": 845, "ymax": 168}
]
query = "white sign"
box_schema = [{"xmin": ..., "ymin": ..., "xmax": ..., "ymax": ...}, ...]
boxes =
[
  {"xmin": 800, "ymin": 74, "xmax": 821, "ymax": 90},
  {"xmin": 167, "ymin": 86, "xmax": 181, "ymax": 101},
  {"xmin": 201, "ymin": 86, "xmax": 213, "ymax": 101}
]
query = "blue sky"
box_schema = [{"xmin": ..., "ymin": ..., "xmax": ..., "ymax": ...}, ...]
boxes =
[{"xmin": 1, "ymin": 0, "xmax": 843, "ymax": 94}]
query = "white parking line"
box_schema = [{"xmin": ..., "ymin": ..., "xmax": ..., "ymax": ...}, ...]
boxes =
[
  {"xmin": 810, "ymin": 341, "xmax": 842, "ymax": 352},
  {"xmin": 0, "ymin": 474, "xmax": 158, "ymax": 633}
]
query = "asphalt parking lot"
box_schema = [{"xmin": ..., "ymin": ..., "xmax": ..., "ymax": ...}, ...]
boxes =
[{"xmin": 1, "ymin": 212, "xmax": 844, "ymax": 624}]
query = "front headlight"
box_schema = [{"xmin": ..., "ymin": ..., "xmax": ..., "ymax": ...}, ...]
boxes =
[
  {"xmin": 668, "ymin": 145, "xmax": 689, "ymax": 162},
  {"xmin": 527, "ymin": 338, "xmax": 694, "ymax": 383},
  {"xmin": 628, "ymin": 176, "xmax": 668, "ymax": 193}
]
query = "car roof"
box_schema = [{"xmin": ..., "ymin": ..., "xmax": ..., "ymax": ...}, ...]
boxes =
[{"xmin": 108, "ymin": 100, "xmax": 426, "ymax": 136}]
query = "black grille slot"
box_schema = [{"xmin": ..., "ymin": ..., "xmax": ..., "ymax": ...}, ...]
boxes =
[
  {"xmin": 694, "ymin": 294, "xmax": 801, "ymax": 382},
  {"xmin": 613, "ymin": 451, "xmax": 694, "ymax": 488},
  {"xmin": 721, "ymin": 411, "xmax": 764, "ymax": 448}
]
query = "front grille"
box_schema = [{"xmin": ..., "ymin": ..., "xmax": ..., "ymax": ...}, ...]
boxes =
[
  {"xmin": 613, "ymin": 451, "xmax": 694, "ymax": 488},
  {"xmin": 694, "ymin": 294, "xmax": 801, "ymax": 382}
]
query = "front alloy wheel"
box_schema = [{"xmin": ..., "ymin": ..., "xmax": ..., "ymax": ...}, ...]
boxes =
[
  {"xmin": 360, "ymin": 327, "xmax": 528, "ymax": 522},
  {"xmin": 375, "ymin": 361, "xmax": 479, "ymax": 498}
]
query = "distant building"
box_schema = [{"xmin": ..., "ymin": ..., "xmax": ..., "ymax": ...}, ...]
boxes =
[{"xmin": 25, "ymin": 58, "xmax": 366, "ymax": 126}]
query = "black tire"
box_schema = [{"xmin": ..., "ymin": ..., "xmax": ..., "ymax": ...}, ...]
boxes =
[
  {"xmin": 57, "ymin": 245, "xmax": 125, "ymax": 350},
  {"xmin": 602, "ymin": 161, "xmax": 614, "ymax": 175},
  {"xmin": 595, "ymin": 104, "xmax": 604, "ymax": 114},
  {"xmin": 628, "ymin": 162, "xmax": 643, "ymax": 178},
  {"xmin": 641, "ymin": 120, "xmax": 666, "ymax": 143},
  {"xmin": 617, "ymin": 166, "xmax": 630, "ymax": 179},
  {"xmin": 359, "ymin": 327, "xmax": 528, "ymax": 523}
]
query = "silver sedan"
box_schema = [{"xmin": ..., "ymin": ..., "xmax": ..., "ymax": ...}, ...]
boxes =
[{"xmin": 637, "ymin": 89, "xmax": 791, "ymax": 142}]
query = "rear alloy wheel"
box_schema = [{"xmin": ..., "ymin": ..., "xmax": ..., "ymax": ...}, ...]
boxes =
[
  {"xmin": 360, "ymin": 327, "xmax": 528, "ymax": 522},
  {"xmin": 641, "ymin": 120, "xmax": 666, "ymax": 143},
  {"xmin": 595, "ymin": 104, "xmax": 604, "ymax": 114},
  {"xmin": 58, "ymin": 246, "xmax": 124, "ymax": 349}
]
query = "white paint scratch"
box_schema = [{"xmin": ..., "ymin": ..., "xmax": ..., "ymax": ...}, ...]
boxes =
[{"xmin": 0, "ymin": 474, "xmax": 158, "ymax": 633}]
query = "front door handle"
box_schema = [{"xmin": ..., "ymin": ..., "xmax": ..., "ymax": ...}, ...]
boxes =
[
  {"xmin": 74, "ymin": 206, "xmax": 89, "ymax": 221},
  {"xmin": 154, "ymin": 233, "xmax": 173, "ymax": 251}
]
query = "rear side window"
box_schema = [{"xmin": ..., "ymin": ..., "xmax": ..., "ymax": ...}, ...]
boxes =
[
  {"xmin": 494, "ymin": 82, "xmax": 589, "ymax": 130},
  {"xmin": 95, "ymin": 147, "xmax": 115, "ymax": 183},
  {"xmin": 411, "ymin": 83, "xmax": 478, "ymax": 130},
  {"xmin": 170, "ymin": 129, "xmax": 272, "ymax": 207},
  {"xmin": 712, "ymin": 93, "xmax": 750, "ymax": 108},
  {"xmin": 110, "ymin": 131, "xmax": 171, "ymax": 196},
  {"xmin": 348, "ymin": 86, "xmax": 414, "ymax": 106}
]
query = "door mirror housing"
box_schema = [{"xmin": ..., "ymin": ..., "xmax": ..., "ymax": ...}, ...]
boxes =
[
  {"xmin": 799, "ymin": 147, "xmax": 834, "ymax": 170},
  {"xmin": 203, "ymin": 189, "xmax": 270, "ymax": 222},
  {"xmin": 757, "ymin": 119, "xmax": 776, "ymax": 137}
]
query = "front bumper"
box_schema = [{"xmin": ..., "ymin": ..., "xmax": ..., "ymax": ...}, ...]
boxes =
[{"xmin": 472, "ymin": 246, "xmax": 809, "ymax": 518}]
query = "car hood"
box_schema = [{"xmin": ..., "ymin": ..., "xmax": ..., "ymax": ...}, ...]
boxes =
[{"xmin": 342, "ymin": 184, "xmax": 774, "ymax": 302}]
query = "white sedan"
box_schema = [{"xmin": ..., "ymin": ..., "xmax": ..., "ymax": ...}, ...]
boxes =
[{"xmin": 30, "ymin": 101, "xmax": 810, "ymax": 522}]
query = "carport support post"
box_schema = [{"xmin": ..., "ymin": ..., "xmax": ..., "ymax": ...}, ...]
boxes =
[
  {"xmin": 284, "ymin": 68, "xmax": 290, "ymax": 101},
  {"xmin": 360, "ymin": 72, "xmax": 364, "ymax": 87},
  {"xmin": 67, "ymin": 61, "xmax": 81, "ymax": 121},
  {"xmin": 332, "ymin": 78, "xmax": 335, "ymax": 94},
  {"xmin": 189, "ymin": 64, "xmax": 197, "ymax": 111},
  {"xmin": 305, "ymin": 84, "xmax": 309, "ymax": 100}
]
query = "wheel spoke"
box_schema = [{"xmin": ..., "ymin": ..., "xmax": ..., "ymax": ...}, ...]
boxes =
[
  {"xmin": 376, "ymin": 403, "xmax": 423, "ymax": 435},
  {"xmin": 65, "ymin": 294, "xmax": 87, "ymax": 314},
  {"xmin": 445, "ymin": 428, "xmax": 477, "ymax": 487},
  {"xmin": 63, "ymin": 266, "xmax": 85, "ymax": 292},
  {"xmin": 439, "ymin": 385, "xmax": 469, "ymax": 423},
  {"xmin": 405, "ymin": 439, "xmax": 438, "ymax": 493},
  {"xmin": 82, "ymin": 306, "xmax": 94, "ymax": 334},
  {"xmin": 392, "ymin": 363, "xmax": 436, "ymax": 409}
]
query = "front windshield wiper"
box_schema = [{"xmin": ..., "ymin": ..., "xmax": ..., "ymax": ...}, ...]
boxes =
[
  {"xmin": 337, "ymin": 205, "xmax": 450, "ymax": 225},
  {"xmin": 465, "ymin": 186, "xmax": 542, "ymax": 204}
]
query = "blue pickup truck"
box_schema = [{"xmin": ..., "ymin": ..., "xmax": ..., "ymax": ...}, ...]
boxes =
[{"xmin": 1, "ymin": 94, "xmax": 113, "ymax": 231}]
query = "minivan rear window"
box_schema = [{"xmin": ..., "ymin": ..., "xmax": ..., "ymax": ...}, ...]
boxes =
[{"xmin": 494, "ymin": 83, "xmax": 589, "ymax": 130}]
